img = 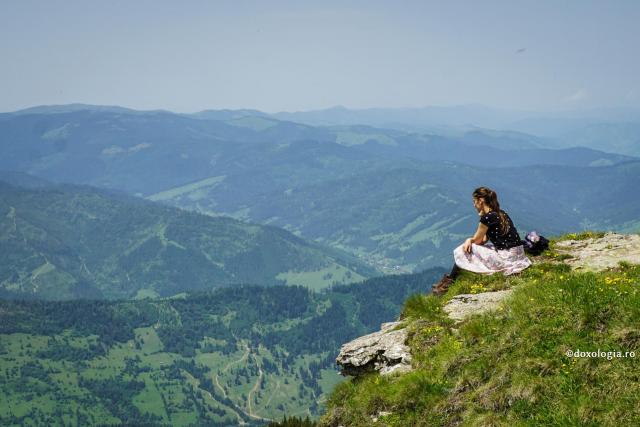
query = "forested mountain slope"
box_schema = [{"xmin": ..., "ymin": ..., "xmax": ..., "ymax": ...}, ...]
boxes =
[
  {"xmin": 0, "ymin": 267, "xmax": 443, "ymax": 425},
  {"xmin": 0, "ymin": 180, "xmax": 375, "ymax": 299}
]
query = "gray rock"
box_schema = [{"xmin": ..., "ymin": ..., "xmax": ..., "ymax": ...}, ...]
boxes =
[
  {"xmin": 554, "ymin": 232, "xmax": 640, "ymax": 271},
  {"xmin": 336, "ymin": 321, "xmax": 412, "ymax": 376},
  {"xmin": 443, "ymin": 289, "xmax": 513, "ymax": 323}
]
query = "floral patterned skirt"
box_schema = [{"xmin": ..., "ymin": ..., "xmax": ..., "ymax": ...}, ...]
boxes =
[{"xmin": 453, "ymin": 243, "xmax": 532, "ymax": 276}]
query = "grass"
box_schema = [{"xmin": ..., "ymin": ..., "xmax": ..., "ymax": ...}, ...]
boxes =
[
  {"xmin": 552, "ymin": 231, "xmax": 607, "ymax": 242},
  {"xmin": 132, "ymin": 371, "xmax": 170, "ymax": 422},
  {"xmin": 134, "ymin": 326, "xmax": 164, "ymax": 354},
  {"xmin": 320, "ymin": 234, "xmax": 640, "ymax": 426}
]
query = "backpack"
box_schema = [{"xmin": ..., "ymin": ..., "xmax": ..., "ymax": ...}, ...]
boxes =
[{"xmin": 521, "ymin": 230, "xmax": 549, "ymax": 255}]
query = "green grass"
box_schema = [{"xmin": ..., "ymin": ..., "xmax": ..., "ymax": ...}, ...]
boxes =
[
  {"xmin": 132, "ymin": 372, "xmax": 170, "ymax": 422},
  {"xmin": 134, "ymin": 327, "xmax": 164, "ymax": 354},
  {"xmin": 317, "ymin": 367, "xmax": 343, "ymax": 393},
  {"xmin": 553, "ymin": 231, "xmax": 607, "ymax": 242},
  {"xmin": 320, "ymin": 243, "xmax": 640, "ymax": 426}
]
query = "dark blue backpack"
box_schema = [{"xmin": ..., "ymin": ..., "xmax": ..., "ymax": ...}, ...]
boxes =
[{"xmin": 521, "ymin": 231, "xmax": 549, "ymax": 255}]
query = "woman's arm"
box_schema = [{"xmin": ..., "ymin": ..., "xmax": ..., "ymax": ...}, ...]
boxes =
[{"xmin": 463, "ymin": 223, "xmax": 489, "ymax": 253}]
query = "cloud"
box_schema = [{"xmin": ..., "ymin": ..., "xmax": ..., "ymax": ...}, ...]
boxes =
[
  {"xmin": 563, "ymin": 88, "xmax": 589, "ymax": 103},
  {"xmin": 626, "ymin": 89, "xmax": 636, "ymax": 100}
]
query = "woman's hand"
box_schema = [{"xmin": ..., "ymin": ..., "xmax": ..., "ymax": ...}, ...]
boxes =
[{"xmin": 463, "ymin": 238, "xmax": 473, "ymax": 253}]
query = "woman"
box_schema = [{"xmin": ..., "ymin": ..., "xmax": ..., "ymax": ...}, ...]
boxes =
[{"xmin": 432, "ymin": 187, "xmax": 532, "ymax": 296}]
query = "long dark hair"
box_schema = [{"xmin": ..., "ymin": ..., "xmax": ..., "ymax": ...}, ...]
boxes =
[{"xmin": 473, "ymin": 187, "xmax": 509, "ymax": 235}]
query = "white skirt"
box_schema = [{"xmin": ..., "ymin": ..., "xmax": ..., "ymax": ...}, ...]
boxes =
[{"xmin": 453, "ymin": 243, "xmax": 532, "ymax": 276}]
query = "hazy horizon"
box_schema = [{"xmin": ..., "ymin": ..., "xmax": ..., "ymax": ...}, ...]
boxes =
[
  {"xmin": 5, "ymin": 101, "xmax": 640, "ymax": 118},
  {"xmin": 2, "ymin": 0, "xmax": 639, "ymax": 114}
]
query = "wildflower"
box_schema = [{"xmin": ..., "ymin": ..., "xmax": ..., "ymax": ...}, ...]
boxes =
[{"xmin": 451, "ymin": 340, "xmax": 463, "ymax": 351}]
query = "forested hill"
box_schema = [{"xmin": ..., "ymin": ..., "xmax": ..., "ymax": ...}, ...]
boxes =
[
  {"xmin": 0, "ymin": 267, "xmax": 444, "ymax": 426},
  {"xmin": 0, "ymin": 180, "xmax": 377, "ymax": 300}
]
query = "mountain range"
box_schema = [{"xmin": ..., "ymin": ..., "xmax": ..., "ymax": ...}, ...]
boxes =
[
  {"xmin": 1, "ymin": 103, "xmax": 639, "ymax": 425},
  {"xmin": 1, "ymin": 104, "xmax": 639, "ymax": 273}
]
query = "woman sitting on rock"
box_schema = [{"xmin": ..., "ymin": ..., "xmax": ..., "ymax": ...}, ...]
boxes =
[{"xmin": 432, "ymin": 186, "xmax": 532, "ymax": 296}]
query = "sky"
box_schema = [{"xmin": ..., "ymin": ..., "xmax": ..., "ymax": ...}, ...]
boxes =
[{"xmin": 1, "ymin": 0, "xmax": 639, "ymax": 113}]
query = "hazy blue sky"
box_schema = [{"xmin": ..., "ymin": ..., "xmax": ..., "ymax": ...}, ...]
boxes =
[{"xmin": 1, "ymin": 0, "xmax": 639, "ymax": 113}]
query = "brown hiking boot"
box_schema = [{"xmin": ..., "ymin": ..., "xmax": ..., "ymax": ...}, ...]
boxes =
[{"xmin": 432, "ymin": 274, "xmax": 454, "ymax": 296}]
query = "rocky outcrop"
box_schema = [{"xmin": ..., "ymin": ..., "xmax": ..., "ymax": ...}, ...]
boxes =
[
  {"xmin": 336, "ymin": 291, "xmax": 516, "ymax": 376},
  {"xmin": 335, "ymin": 232, "xmax": 640, "ymax": 379},
  {"xmin": 554, "ymin": 232, "xmax": 640, "ymax": 271},
  {"xmin": 443, "ymin": 289, "xmax": 513, "ymax": 323},
  {"xmin": 335, "ymin": 321, "xmax": 412, "ymax": 376}
]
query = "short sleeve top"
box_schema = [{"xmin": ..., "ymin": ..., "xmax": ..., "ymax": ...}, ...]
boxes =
[{"xmin": 479, "ymin": 210, "xmax": 522, "ymax": 250}]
